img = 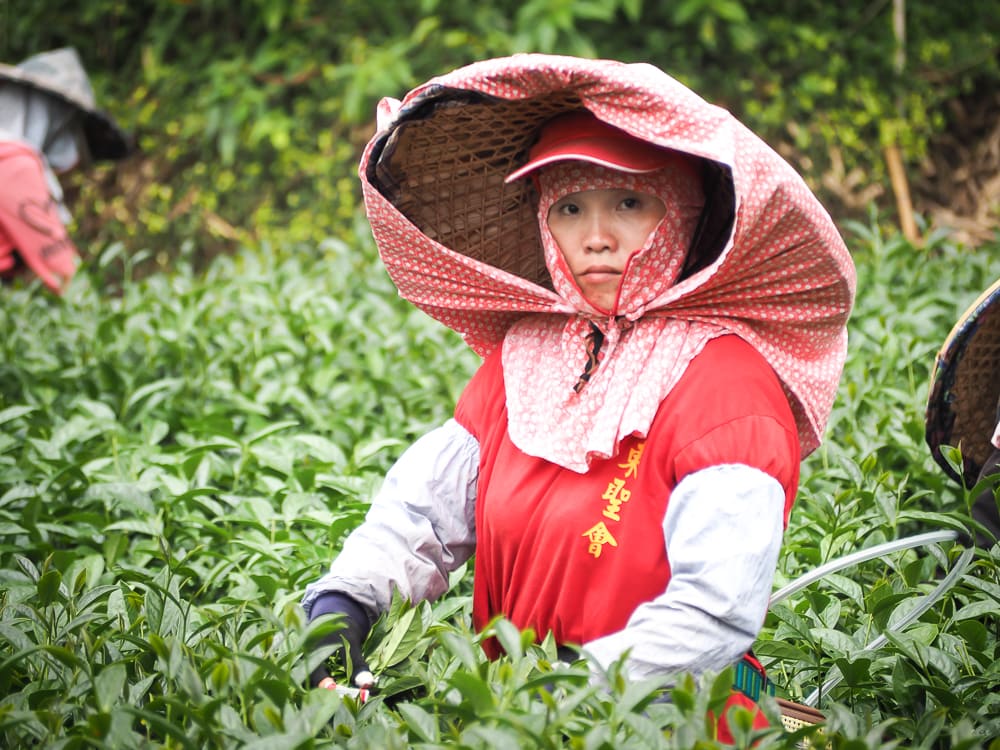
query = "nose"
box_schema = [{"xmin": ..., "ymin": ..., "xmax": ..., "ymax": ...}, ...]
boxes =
[{"xmin": 583, "ymin": 214, "xmax": 617, "ymax": 253}]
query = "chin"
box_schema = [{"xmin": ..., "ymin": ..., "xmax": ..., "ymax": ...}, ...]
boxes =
[{"xmin": 586, "ymin": 298, "xmax": 614, "ymax": 313}]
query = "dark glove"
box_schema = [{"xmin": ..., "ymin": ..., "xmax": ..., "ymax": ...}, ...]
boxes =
[
  {"xmin": 308, "ymin": 591, "xmax": 373, "ymax": 688},
  {"xmin": 556, "ymin": 645, "xmax": 579, "ymax": 664}
]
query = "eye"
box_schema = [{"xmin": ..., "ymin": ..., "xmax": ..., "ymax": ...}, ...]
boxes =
[
  {"xmin": 619, "ymin": 196, "xmax": 642, "ymax": 210},
  {"xmin": 554, "ymin": 201, "xmax": 580, "ymax": 216}
]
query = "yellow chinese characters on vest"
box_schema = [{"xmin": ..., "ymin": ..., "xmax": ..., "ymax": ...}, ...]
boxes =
[{"xmin": 582, "ymin": 442, "xmax": 646, "ymax": 558}]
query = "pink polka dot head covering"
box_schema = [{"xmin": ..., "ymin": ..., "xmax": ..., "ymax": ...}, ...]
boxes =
[
  {"xmin": 360, "ymin": 54, "xmax": 856, "ymax": 472},
  {"xmin": 529, "ymin": 158, "xmax": 704, "ymax": 314}
]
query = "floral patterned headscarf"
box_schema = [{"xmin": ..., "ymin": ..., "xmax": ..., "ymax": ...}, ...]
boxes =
[{"xmin": 532, "ymin": 161, "xmax": 704, "ymax": 318}]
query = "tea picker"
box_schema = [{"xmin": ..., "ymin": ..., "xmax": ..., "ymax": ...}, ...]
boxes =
[
  {"xmin": 0, "ymin": 47, "xmax": 130, "ymax": 294},
  {"xmin": 304, "ymin": 54, "xmax": 855, "ymax": 740},
  {"xmin": 926, "ymin": 277, "xmax": 1000, "ymax": 546}
]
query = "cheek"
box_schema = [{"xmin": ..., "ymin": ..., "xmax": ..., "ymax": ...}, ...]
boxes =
[
  {"xmin": 546, "ymin": 223, "xmax": 575, "ymax": 257},
  {"xmin": 635, "ymin": 215, "xmax": 664, "ymax": 247},
  {"xmin": 622, "ymin": 222, "xmax": 655, "ymax": 253}
]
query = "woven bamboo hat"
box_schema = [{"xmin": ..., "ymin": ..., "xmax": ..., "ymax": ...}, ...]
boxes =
[
  {"xmin": 926, "ymin": 277, "xmax": 1000, "ymax": 486},
  {"xmin": 368, "ymin": 87, "xmax": 606, "ymax": 289},
  {"xmin": 364, "ymin": 84, "xmax": 735, "ymax": 295},
  {"xmin": 0, "ymin": 47, "xmax": 130, "ymax": 161}
]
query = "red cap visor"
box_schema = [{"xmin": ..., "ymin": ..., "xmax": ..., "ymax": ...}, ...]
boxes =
[{"xmin": 506, "ymin": 111, "xmax": 680, "ymax": 183}]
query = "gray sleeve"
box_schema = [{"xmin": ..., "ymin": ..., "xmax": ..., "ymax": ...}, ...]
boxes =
[
  {"xmin": 581, "ymin": 463, "xmax": 785, "ymax": 684},
  {"xmin": 301, "ymin": 418, "xmax": 479, "ymax": 621}
]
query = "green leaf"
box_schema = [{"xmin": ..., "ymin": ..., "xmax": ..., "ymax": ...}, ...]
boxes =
[
  {"xmin": 369, "ymin": 606, "xmax": 423, "ymax": 670},
  {"xmin": 105, "ymin": 517, "xmax": 164, "ymax": 536},
  {"xmin": 0, "ymin": 623, "xmax": 35, "ymax": 652},
  {"xmin": 119, "ymin": 705, "xmax": 197, "ymax": 750},
  {"xmin": 925, "ymin": 645, "xmax": 961, "ymax": 683},
  {"xmin": 351, "ymin": 438, "xmax": 405, "ymax": 468},
  {"xmin": 891, "ymin": 657, "xmax": 923, "ymax": 707},
  {"xmin": 447, "ymin": 670, "xmax": 495, "ymax": 714},
  {"xmin": 245, "ymin": 420, "xmax": 300, "ymax": 445},
  {"xmin": 36, "ymin": 569, "xmax": 63, "ymax": 606},
  {"xmin": 94, "ymin": 663, "xmax": 126, "ymax": 712},
  {"xmin": 396, "ymin": 702, "xmax": 439, "ymax": 742},
  {"xmin": 811, "ymin": 627, "xmax": 859, "ymax": 658},
  {"xmin": 438, "ymin": 630, "xmax": 483, "ymax": 673},
  {"xmin": 0, "ymin": 405, "xmax": 36, "ymax": 426},
  {"xmin": 491, "ymin": 618, "xmax": 524, "ymax": 660},
  {"xmin": 43, "ymin": 644, "xmax": 87, "ymax": 672},
  {"xmin": 751, "ymin": 640, "xmax": 811, "ymax": 664},
  {"xmin": 953, "ymin": 600, "xmax": 1000, "ymax": 622},
  {"xmin": 84, "ymin": 482, "xmax": 155, "ymax": 514},
  {"xmin": 833, "ymin": 655, "xmax": 873, "ymax": 688}
]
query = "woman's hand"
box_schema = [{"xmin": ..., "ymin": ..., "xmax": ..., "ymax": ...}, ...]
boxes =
[{"xmin": 307, "ymin": 592, "xmax": 373, "ymax": 688}]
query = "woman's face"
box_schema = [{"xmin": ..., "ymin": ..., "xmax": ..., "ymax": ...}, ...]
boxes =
[{"xmin": 546, "ymin": 187, "xmax": 666, "ymax": 312}]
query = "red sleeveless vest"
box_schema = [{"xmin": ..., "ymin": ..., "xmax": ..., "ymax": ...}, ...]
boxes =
[{"xmin": 455, "ymin": 334, "xmax": 800, "ymax": 653}]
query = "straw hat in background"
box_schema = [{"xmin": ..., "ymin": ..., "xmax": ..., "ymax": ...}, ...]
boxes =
[
  {"xmin": 926, "ymin": 277, "xmax": 1000, "ymax": 486},
  {"xmin": 0, "ymin": 46, "xmax": 130, "ymax": 161}
]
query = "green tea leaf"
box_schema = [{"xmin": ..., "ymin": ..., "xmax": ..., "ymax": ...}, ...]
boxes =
[
  {"xmin": 0, "ymin": 405, "xmax": 36, "ymax": 426},
  {"xmin": 36, "ymin": 569, "xmax": 63, "ymax": 606},
  {"xmin": 94, "ymin": 663, "xmax": 126, "ymax": 712},
  {"xmin": 447, "ymin": 670, "xmax": 496, "ymax": 714},
  {"xmin": 396, "ymin": 702, "xmax": 439, "ymax": 742}
]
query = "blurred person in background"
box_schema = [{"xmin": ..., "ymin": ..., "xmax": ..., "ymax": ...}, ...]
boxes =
[
  {"xmin": 927, "ymin": 277, "xmax": 1000, "ymax": 546},
  {"xmin": 0, "ymin": 47, "xmax": 129, "ymax": 295}
]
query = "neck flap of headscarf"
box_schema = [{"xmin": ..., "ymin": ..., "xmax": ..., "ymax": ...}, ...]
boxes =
[{"xmin": 500, "ymin": 161, "xmax": 714, "ymax": 471}]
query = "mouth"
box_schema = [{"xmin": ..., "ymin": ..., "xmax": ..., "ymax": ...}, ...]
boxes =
[{"xmin": 581, "ymin": 266, "xmax": 621, "ymax": 282}]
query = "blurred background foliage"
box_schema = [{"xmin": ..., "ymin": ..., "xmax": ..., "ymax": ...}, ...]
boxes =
[{"xmin": 3, "ymin": 0, "xmax": 999, "ymax": 276}]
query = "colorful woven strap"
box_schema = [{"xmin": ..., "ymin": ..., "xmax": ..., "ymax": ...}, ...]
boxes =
[{"xmin": 733, "ymin": 656, "xmax": 775, "ymax": 701}]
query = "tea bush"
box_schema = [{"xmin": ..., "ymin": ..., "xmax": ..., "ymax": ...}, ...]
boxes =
[{"xmin": 1, "ymin": 213, "xmax": 998, "ymax": 747}]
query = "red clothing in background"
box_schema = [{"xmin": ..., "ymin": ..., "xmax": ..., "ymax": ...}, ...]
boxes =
[{"xmin": 0, "ymin": 139, "xmax": 78, "ymax": 293}]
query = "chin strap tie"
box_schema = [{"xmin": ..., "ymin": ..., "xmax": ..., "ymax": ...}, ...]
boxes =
[{"xmin": 572, "ymin": 322, "xmax": 606, "ymax": 393}]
